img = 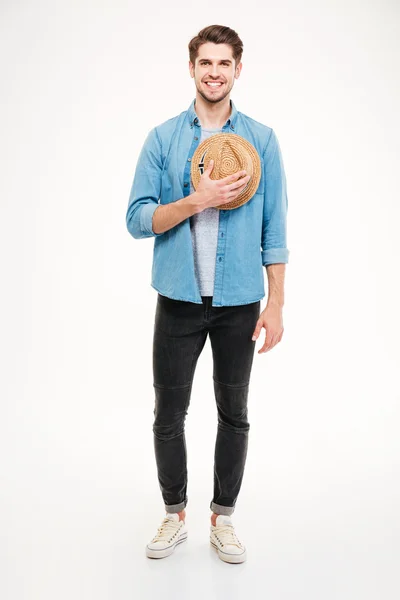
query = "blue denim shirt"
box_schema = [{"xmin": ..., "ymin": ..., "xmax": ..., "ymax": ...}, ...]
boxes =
[{"xmin": 126, "ymin": 98, "xmax": 289, "ymax": 307}]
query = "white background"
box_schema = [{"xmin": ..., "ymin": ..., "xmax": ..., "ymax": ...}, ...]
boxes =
[{"xmin": 1, "ymin": 1, "xmax": 399, "ymax": 598}]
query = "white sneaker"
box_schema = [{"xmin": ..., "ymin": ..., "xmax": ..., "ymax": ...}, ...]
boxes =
[
  {"xmin": 146, "ymin": 513, "xmax": 188, "ymax": 559},
  {"xmin": 210, "ymin": 514, "xmax": 247, "ymax": 563}
]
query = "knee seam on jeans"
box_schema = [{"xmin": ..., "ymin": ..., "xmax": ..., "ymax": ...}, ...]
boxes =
[
  {"xmin": 153, "ymin": 382, "xmax": 192, "ymax": 390},
  {"xmin": 153, "ymin": 429, "xmax": 185, "ymax": 441},
  {"xmin": 218, "ymin": 420, "xmax": 250, "ymax": 434},
  {"xmin": 213, "ymin": 376, "xmax": 249, "ymax": 388}
]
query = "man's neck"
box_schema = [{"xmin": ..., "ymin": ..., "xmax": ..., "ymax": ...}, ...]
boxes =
[{"xmin": 193, "ymin": 94, "xmax": 232, "ymax": 129}]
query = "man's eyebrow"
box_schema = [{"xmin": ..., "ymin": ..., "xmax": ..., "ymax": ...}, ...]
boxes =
[{"xmin": 199, "ymin": 58, "xmax": 232, "ymax": 63}]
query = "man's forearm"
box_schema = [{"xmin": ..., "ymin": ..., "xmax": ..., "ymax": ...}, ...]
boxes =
[
  {"xmin": 152, "ymin": 194, "xmax": 200, "ymax": 234},
  {"xmin": 265, "ymin": 263, "xmax": 286, "ymax": 307}
]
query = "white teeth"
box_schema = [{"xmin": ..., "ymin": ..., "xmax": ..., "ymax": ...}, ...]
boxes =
[{"xmin": 206, "ymin": 82, "xmax": 222, "ymax": 86}]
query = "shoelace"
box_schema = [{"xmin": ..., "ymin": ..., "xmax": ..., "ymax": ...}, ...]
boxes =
[
  {"xmin": 152, "ymin": 518, "xmax": 182, "ymax": 543},
  {"xmin": 212, "ymin": 524, "xmax": 243, "ymax": 548}
]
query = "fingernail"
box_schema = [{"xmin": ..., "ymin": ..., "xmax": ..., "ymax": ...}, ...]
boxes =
[{"xmin": 252, "ymin": 335, "xmax": 256, "ymax": 341}]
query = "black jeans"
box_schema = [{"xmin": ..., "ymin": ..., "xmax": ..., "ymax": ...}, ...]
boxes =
[{"xmin": 152, "ymin": 293, "xmax": 261, "ymax": 516}]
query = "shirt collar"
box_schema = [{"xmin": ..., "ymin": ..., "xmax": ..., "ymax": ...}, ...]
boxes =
[{"xmin": 187, "ymin": 97, "xmax": 238, "ymax": 130}]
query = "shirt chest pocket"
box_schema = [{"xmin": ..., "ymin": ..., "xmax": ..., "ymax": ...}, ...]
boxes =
[{"xmin": 161, "ymin": 161, "xmax": 188, "ymax": 204}]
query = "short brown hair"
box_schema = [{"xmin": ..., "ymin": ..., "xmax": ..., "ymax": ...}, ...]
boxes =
[{"xmin": 188, "ymin": 25, "xmax": 243, "ymax": 68}]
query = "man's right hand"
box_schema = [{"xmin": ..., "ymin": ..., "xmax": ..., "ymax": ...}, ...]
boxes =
[{"xmin": 191, "ymin": 159, "xmax": 251, "ymax": 213}]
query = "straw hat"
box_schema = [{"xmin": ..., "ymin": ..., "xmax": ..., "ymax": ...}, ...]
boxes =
[{"xmin": 190, "ymin": 133, "xmax": 261, "ymax": 210}]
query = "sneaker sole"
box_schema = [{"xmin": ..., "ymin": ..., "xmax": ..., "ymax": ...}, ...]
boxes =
[
  {"xmin": 210, "ymin": 538, "xmax": 247, "ymax": 563},
  {"xmin": 146, "ymin": 532, "xmax": 188, "ymax": 559}
]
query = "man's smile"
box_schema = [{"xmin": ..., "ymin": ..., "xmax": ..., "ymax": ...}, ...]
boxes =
[{"xmin": 204, "ymin": 81, "xmax": 224, "ymax": 89}]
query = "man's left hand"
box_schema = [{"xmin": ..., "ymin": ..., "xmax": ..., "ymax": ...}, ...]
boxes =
[{"xmin": 251, "ymin": 304, "xmax": 284, "ymax": 354}]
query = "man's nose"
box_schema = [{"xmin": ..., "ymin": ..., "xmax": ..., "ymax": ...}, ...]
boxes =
[{"xmin": 209, "ymin": 65, "xmax": 220, "ymax": 77}]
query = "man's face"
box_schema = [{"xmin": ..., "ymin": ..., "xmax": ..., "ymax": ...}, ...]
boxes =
[{"xmin": 189, "ymin": 42, "xmax": 242, "ymax": 104}]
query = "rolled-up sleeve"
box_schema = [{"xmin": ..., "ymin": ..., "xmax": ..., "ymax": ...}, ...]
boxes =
[
  {"xmin": 261, "ymin": 129, "xmax": 289, "ymax": 265},
  {"xmin": 125, "ymin": 127, "xmax": 165, "ymax": 239}
]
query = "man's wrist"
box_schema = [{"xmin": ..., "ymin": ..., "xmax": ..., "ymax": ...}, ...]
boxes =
[
  {"xmin": 267, "ymin": 299, "xmax": 284, "ymax": 308},
  {"xmin": 179, "ymin": 192, "xmax": 203, "ymax": 215}
]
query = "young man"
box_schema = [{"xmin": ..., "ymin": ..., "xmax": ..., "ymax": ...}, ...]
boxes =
[{"xmin": 126, "ymin": 25, "xmax": 289, "ymax": 563}]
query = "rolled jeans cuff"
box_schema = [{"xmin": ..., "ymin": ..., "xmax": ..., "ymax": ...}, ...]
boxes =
[
  {"xmin": 165, "ymin": 498, "xmax": 187, "ymax": 513},
  {"xmin": 210, "ymin": 501, "xmax": 235, "ymax": 516}
]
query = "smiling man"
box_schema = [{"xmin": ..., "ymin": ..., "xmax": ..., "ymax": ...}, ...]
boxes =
[{"xmin": 126, "ymin": 24, "xmax": 289, "ymax": 564}]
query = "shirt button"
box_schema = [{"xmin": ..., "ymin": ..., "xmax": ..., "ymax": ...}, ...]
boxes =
[
  {"xmin": 218, "ymin": 257, "xmax": 222, "ymax": 262},
  {"xmin": 194, "ymin": 136, "xmax": 198, "ymax": 141},
  {"xmin": 221, "ymin": 233, "xmax": 224, "ymax": 237},
  {"xmin": 231, "ymin": 124, "xmax": 235, "ymax": 130},
  {"xmin": 184, "ymin": 182, "xmax": 189, "ymax": 187},
  {"xmin": 187, "ymin": 157, "xmax": 192, "ymax": 162}
]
